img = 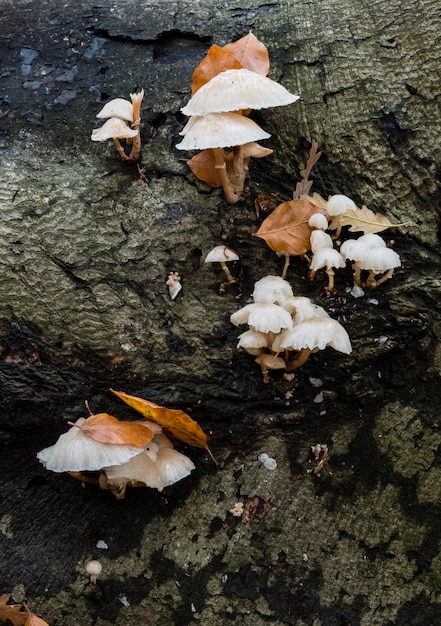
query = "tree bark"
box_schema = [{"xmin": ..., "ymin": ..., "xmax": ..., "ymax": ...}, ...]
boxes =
[{"xmin": 1, "ymin": 0, "xmax": 441, "ymax": 624}]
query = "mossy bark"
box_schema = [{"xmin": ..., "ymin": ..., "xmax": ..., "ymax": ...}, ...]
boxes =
[{"xmin": 0, "ymin": 0, "xmax": 441, "ymax": 624}]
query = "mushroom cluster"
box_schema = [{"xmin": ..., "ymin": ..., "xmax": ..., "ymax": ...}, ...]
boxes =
[
  {"xmin": 177, "ymin": 67, "xmax": 299, "ymax": 204},
  {"xmin": 231, "ymin": 275, "xmax": 352, "ymax": 382},
  {"xmin": 37, "ymin": 414, "xmax": 195, "ymax": 499},
  {"xmin": 303, "ymin": 194, "xmax": 403, "ymax": 295},
  {"xmin": 91, "ymin": 89, "xmax": 144, "ymax": 162}
]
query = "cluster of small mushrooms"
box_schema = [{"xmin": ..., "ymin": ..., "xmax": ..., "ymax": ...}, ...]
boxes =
[
  {"xmin": 37, "ymin": 415, "xmax": 195, "ymax": 499},
  {"xmin": 307, "ymin": 195, "xmax": 402, "ymax": 296},
  {"xmin": 231, "ymin": 275, "xmax": 352, "ymax": 383},
  {"xmin": 91, "ymin": 89, "xmax": 144, "ymax": 162}
]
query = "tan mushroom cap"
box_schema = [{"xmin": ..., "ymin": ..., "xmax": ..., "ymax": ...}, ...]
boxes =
[
  {"xmin": 97, "ymin": 98, "xmax": 133, "ymax": 122},
  {"xmin": 181, "ymin": 68, "xmax": 299, "ymax": 116},
  {"xmin": 176, "ymin": 112, "xmax": 270, "ymax": 151},
  {"xmin": 91, "ymin": 117, "xmax": 139, "ymax": 142}
]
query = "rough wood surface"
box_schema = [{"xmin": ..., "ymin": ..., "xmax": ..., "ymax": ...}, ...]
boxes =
[{"xmin": 0, "ymin": 0, "xmax": 441, "ymax": 624}]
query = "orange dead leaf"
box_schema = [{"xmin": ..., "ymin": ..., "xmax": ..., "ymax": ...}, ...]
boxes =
[
  {"xmin": 0, "ymin": 595, "xmax": 49, "ymax": 626},
  {"xmin": 191, "ymin": 45, "xmax": 243, "ymax": 94},
  {"xmin": 254, "ymin": 198, "xmax": 320, "ymax": 255},
  {"xmin": 187, "ymin": 150, "xmax": 223, "ymax": 187},
  {"xmin": 110, "ymin": 389, "xmax": 217, "ymax": 463},
  {"xmin": 223, "ymin": 32, "xmax": 270, "ymax": 76},
  {"xmin": 68, "ymin": 413, "xmax": 153, "ymax": 447}
]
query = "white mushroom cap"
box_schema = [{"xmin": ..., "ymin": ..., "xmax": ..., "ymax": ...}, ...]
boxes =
[
  {"xmin": 96, "ymin": 98, "xmax": 133, "ymax": 122},
  {"xmin": 176, "ymin": 112, "xmax": 270, "ymax": 151},
  {"xmin": 104, "ymin": 450, "xmax": 165, "ymax": 491},
  {"xmin": 310, "ymin": 230, "xmax": 333, "ymax": 253},
  {"xmin": 327, "ymin": 194, "xmax": 357, "ymax": 216},
  {"xmin": 36, "ymin": 418, "xmax": 146, "ymax": 472},
  {"xmin": 358, "ymin": 246, "xmax": 401, "ymax": 272},
  {"xmin": 252, "ymin": 275, "xmax": 294, "ymax": 307},
  {"xmin": 340, "ymin": 238, "xmax": 370, "ymax": 262},
  {"xmin": 155, "ymin": 448, "xmax": 195, "ymax": 488},
  {"xmin": 273, "ymin": 317, "xmax": 352, "ymax": 354},
  {"xmin": 237, "ymin": 329, "xmax": 270, "ymax": 352},
  {"xmin": 230, "ymin": 302, "xmax": 293, "ymax": 333},
  {"xmin": 308, "ymin": 213, "xmax": 329, "ymax": 230},
  {"xmin": 357, "ymin": 233, "xmax": 387, "ymax": 248},
  {"xmin": 283, "ymin": 296, "xmax": 330, "ymax": 323},
  {"xmin": 205, "ymin": 245, "xmax": 239, "ymax": 263},
  {"xmin": 310, "ymin": 247, "xmax": 346, "ymax": 271},
  {"xmin": 181, "ymin": 68, "xmax": 299, "ymax": 116},
  {"xmin": 86, "ymin": 560, "xmax": 102, "ymax": 582},
  {"xmin": 91, "ymin": 117, "xmax": 139, "ymax": 142}
]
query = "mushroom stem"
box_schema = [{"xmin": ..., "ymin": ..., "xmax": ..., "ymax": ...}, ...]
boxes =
[
  {"xmin": 259, "ymin": 362, "xmax": 271, "ymax": 384},
  {"xmin": 352, "ymin": 261, "xmax": 362, "ymax": 286},
  {"xmin": 325, "ymin": 268, "xmax": 335, "ymax": 294},
  {"xmin": 113, "ymin": 137, "xmax": 131, "ymax": 161},
  {"xmin": 281, "ymin": 253, "xmax": 290, "ymax": 279},
  {"xmin": 126, "ymin": 91, "xmax": 143, "ymax": 162},
  {"xmin": 230, "ymin": 145, "xmax": 246, "ymax": 196},
  {"xmin": 212, "ymin": 147, "xmax": 241, "ymax": 204},
  {"xmin": 286, "ymin": 348, "xmax": 312, "ymax": 370},
  {"xmin": 220, "ymin": 260, "xmax": 235, "ymax": 283},
  {"xmin": 367, "ymin": 267, "xmax": 395, "ymax": 288}
]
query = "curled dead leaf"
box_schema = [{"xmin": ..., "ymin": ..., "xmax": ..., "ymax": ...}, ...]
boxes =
[{"xmin": 68, "ymin": 413, "xmax": 153, "ymax": 447}]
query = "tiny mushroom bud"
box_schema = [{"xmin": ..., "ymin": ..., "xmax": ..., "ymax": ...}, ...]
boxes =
[
  {"xmin": 86, "ymin": 560, "xmax": 102, "ymax": 584},
  {"xmin": 205, "ymin": 245, "xmax": 239, "ymax": 286}
]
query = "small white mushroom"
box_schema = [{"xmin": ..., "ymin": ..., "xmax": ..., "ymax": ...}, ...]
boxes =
[
  {"xmin": 86, "ymin": 560, "xmax": 102, "ymax": 584},
  {"xmin": 252, "ymin": 275, "xmax": 294, "ymax": 308},
  {"xmin": 236, "ymin": 329, "xmax": 270, "ymax": 355},
  {"xmin": 327, "ymin": 194, "xmax": 357, "ymax": 238},
  {"xmin": 205, "ymin": 245, "xmax": 239, "ymax": 286},
  {"xmin": 91, "ymin": 117, "xmax": 138, "ymax": 142},
  {"xmin": 274, "ymin": 317, "xmax": 352, "ymax": 370},
  {"xmin": 96, "ymin": 98, "xmax": 134, "ymax": 122},
  {"xmin": 230, "ymin": 302, "xmax": 293, "ymax": 334}
]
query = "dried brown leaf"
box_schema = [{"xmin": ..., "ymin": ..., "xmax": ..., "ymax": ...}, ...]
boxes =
[
  {"xmin": 187, "ymin": 149, "xmax": 223, "ymax": 187},
  {"xmin": 254, "ymin": 199, "xmax": 319, "ymax": 255},
  {"xmin": 331, "ymin": 205, "xmax": 410, "ymax": 234},
  {"xmin": 293, "ymin": 140, "xmax": 322, "ymax": 200},
  {"xmin": 191, "ymin": 45, "xmax": 243, "ymax": 94},
  {"xmin": 223, "ymin": 32, "xmax": 270, "ymax": 76}
]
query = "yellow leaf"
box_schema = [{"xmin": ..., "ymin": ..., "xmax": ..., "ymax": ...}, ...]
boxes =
[
  {"xmin": 69, "ymin": 413, "xmax": 153, "ymax": 447},
  {"xmin": 110, "ymin": 390, "xmax": 217, "ymax": 463},
  {"xmin": 331, "ymin": 205, "xmax": 410, "ymax": 234},
  {"xmin": 254, "ymin": 199, "xmax": 319, "ymax": 255}
]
